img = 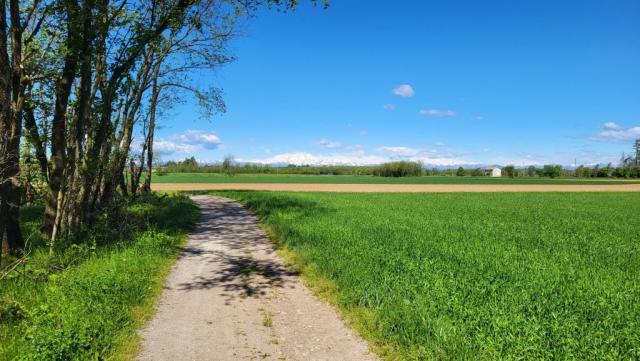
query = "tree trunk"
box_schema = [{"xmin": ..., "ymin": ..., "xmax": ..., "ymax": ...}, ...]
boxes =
[
  {"xmin": 142, "ymin": 63, "xmax": 161, "ymax": 194},
  {"xmin": 23, "ymin": 106, "xmax": 49, "ymax": 180},
  {"xmin": 0, "ymin": 0, "xmax": 13, "ymax": 253},
  {"xmin": 0, "ymin": 0, "xmax": 25, "ymax": 254},
  {"xmin": 44, "ymin": 0, "xmax": 81, "ymax": 236}
]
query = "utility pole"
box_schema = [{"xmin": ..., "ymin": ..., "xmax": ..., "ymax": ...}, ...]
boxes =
[{"xmin": 635, "ymin": 139, "xmax": 640, "ymax": 166}]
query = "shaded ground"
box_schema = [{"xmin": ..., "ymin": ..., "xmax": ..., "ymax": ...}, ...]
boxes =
[
  {"xmin": 152, "ymin": 183, "xmax": 640, "ymax": 192},
  {"xmin": 137, "ymin": 195, "xmax": 376, "ymax": 361}
]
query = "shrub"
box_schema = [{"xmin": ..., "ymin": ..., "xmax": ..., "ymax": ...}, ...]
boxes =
[
  {"xmin": 154, "ymin": 167, "xmax": 168, "ymax": 176},
  {"xmin": 0, "ymin": 296, "xmax": 27, "ymax": 324}
]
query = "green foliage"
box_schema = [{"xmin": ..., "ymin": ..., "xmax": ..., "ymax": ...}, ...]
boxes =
[
  {"xmin": 221, "ymin": 191, "xmax": 640, "ymax": 360},
  {"xmin": 0, "ymin": 297, "xmax": 27, "ymax": 324},
  {"xmin": 470, "ymin": 168, "xmax": 484, "ymax": 177},
  {"xmin": 155, "ymin": 167, "xmax": 169, "ymax": 176},
  {"xmin": 0, "ymin": 194, "xmax": 198, "ymax": 360},
  {"xmin": 159, "ymin": 159, "xmax": 640, "ymax": 179},
  {"xmin": 543, "ymin": 164, "xmax": 563, "ymax": 178},
  {"xmin": 502, "ymin": 165, "xmax": 515, "ymax": 178},
  {"xmin": 372, "ymin": 161, "xmax": 423, "ymax": 177},
  {"xmin": 455, "ymin": 167, "xmax": 465, "ymax": 176},
  {"xmin": 222, "ymin": 156, "xmax": 236, "ymax": 176}
]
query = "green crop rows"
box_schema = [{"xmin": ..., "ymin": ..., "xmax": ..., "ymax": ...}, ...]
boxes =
[{"xmin": 217, "ymin": 191, "xmax": 640, "ymax": 360}]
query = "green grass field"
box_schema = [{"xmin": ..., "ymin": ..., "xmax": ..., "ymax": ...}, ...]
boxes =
[
  {"xmin": 214, "ymin": 191, "xmax": 640, "ymax": 360},
  {"xmin": 0, "ymin": 195, "xmax": 198, "ymax": 360},
  {"xmin": 155, "ymin": 173, "xmax": 639, "ymax": 185}
]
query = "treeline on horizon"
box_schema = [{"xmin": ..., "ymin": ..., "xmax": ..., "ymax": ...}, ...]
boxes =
[{"xmin": 160, "ymin": 154, "xmax": 640, "ymax": 178}]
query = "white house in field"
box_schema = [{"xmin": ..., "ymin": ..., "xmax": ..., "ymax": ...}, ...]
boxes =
[{"xmin": 485, "ymin": 167, "xmax": 502, "ymax": 177}]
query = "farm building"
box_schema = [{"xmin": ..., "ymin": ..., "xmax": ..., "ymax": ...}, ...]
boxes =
[{"xmin": 485, "ymin": 167, "xmax": 502, "ymax": 177}]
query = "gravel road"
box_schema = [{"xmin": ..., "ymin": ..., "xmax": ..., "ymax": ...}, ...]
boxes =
[{"xmin": 137, "ymin": 195, "xmax": 376, "ymax": 361}]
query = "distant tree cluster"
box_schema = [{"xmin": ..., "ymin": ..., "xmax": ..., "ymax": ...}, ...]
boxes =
[
  {"xmin": 160, "ymin": 157, "xmax": 381, "ymax": 175},
  {"xmin": 373, "ymin": 161, "xmax": 424, "ymax": 177},
  {"xmin": 160, "ymin": 155, "xmax": 640, "ymax": 179},
  {"xmin": 159, "ymin": 140, "xmax": 640, "ymax": 180}
]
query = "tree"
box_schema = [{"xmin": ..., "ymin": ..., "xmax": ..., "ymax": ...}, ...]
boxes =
[
  {"xmin": 543, "ymin": 165, "xmax": 562, "ymax": 178},
  {"xmin": 503, "ymin": 165, "xmax": 515, "ymax": 178},
  {"xmin": 0, "ymin": 0, "xmax": 49, "ymax": 254},
  {"xmin": 0, "ymin": 0, "xmax": 327, "ymax": 257},
  {"xmin": 222, "ymin": 156, "xmax": 235, "ymax": 176},
  {"xmin": 471, "ymin": 168, "xmax": 484, "ymax": 176},
  {"xmin": 456, "ymin": 167, "xmax": 465, "ymax": 176}
]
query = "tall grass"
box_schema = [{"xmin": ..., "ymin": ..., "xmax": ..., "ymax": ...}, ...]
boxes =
[
  {"xmin": 0, "ymin": 194, "xmax": 198, "ymax": 360},
  {"xmin": 219, "ymin": 191, "xmax": 640, "ymax": 360}
]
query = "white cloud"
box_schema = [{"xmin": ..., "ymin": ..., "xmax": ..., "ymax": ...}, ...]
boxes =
[
  {"xmin": 314, "ymin": 138, "xmax": 342, "ymax": 149},
  {"xmin": 359, "ymin": 130, "xmax": 368, "ymax": 137},
  {"xmin": 378, "ymin": 146, "xmax": 420, "ymax": 156},
  {"xmin": 238, "ymin": 144, "xmax": 476, "ymax": 166},
  {"xmin": 434, "ymin": 141, "xmax": 446, "ymax": 146},
  {"xmin": 485, "ymin": 147, "xmax": 622, "ymax": 167},
  {"xmin": 419, "ymin": 109, "xmax": 457, "ymax": 118},
  {"xmin": 383, "ymin": 103, "xmax": 396, "ymax": 111},
  {"xmin": 392, "ymin": 84, "xmax": 415, "ymax": 98},
  {"xmin": 592, "ymin": 122, "xmax": 640, "ymax": 142},
  {"xmin": 154, "ymin": 130, "xmax": 222, "ymax": 155},
  {"xmin": 238, "ymin": 151, "xmax": 474, "ymax": 167},
  {"xmin": 474, "ymin": 116, "xmax": 485, "ymax": 121},
  {"xmin": 603, "ymin": 122, "xmax": 621, "ymax": 130},
  {"xmin": 238, "ymin": 152, "xmax": 389, "ymax": 166}
]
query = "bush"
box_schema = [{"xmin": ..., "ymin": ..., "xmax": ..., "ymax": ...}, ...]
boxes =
[
  {"xmin": 0, "ymin": 296, "xmax": 27, "ymax": 324},
  {"xmin": 154, "ymin": 167, "xmax": 168, "ymax": 176},
  {"xmin": 373, "ymin": 161, "xmax": 423, "ymax": 177}
]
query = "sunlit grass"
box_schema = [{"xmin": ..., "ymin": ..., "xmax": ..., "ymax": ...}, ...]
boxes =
[
  {"xmin": 218, "ymin": 191, "xmax": 640, "ymax": 360},
  {"xmin": 0, "ymin": 194, "xmax": 198, "ymax": 360}
]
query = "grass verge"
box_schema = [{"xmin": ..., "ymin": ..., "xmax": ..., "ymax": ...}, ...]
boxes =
[
  {"xmin": 0, "ymin": 194, "xmax": 198, "ymax": 361},
  {"xmin": 213, "ymin": 191, "xmax": 640, "ymax": 360}
]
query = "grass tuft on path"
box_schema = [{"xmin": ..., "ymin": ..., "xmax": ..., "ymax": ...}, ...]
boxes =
[
  {"xmin": 215, "ymin": 191, "xmax": 640, "ymax": 360},
  {"xmin": 0, "ymin": 194, "xmax": 198, "ymax": 361}
]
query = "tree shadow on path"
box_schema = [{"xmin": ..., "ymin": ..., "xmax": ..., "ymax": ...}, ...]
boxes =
[{"xmin": 174, "ymin": 195, "xmax": 316, "ymax": 305}]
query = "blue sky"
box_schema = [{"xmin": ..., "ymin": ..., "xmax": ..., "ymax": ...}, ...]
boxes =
[{"xmin": 154, "ymin": 0, "xmax": 640, "ymax": 166}]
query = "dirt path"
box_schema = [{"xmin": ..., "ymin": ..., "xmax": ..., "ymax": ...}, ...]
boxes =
[
  {"xmin": 152, "ymin": 183, "xmax": 640, "ymax": 192},
  {"xmin": 137, "ymin": 195, "xmax": 376, "ymax": 361}
]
